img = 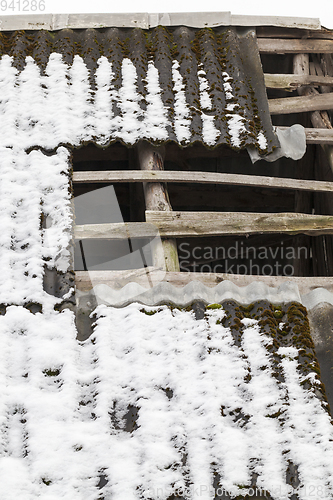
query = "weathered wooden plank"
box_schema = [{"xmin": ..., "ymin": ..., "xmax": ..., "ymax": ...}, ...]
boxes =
[
  {"xmin": 74, "ymin": 222, "xmax": 158, "ymax": 240},
  {"xmin": 292, "ymin": 53, "xmax": 333, "ymax": 179},
  {"xmin": 75, "ymin": 269, "xmax": 333, "ymax": 296},
  {"xmin": 257, "ymin": 27, "xmax": 333, "ymax": 40},
  {"xmin": 258, "ymin": 38, "xmax": 333, "ymax": 54},
  {"xmin": 74, "ymin": 211, "xmax": 333, "ymax": 240},
  {"xmin": 264, "ymin": 73, "xmax": 333, "ymax": 91},
  {"xmin": 72, "ymin": 170, "xmax": 333, "ymax": 193},
  {"xmin": 269, "ymin": 92, "xmax": 333, "ymax": 115},
  {"xmin": 145, "ymin": 211, "xmax": 333, "ymax": 237}
]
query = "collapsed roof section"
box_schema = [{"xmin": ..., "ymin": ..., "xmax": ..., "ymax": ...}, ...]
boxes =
[{"xmin": 0, "ymin": 26, "xmax": 278, "ymax": 151}]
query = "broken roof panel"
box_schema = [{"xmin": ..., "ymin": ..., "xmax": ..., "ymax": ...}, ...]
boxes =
[{"xmin": 0, "ymin": 26, "xmax": 278, "ymax": 152}]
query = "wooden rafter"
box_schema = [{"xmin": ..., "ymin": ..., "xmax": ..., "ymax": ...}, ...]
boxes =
[
  {"xmin": 264, "ymin": 73, "xmax": 333, "ymax": 91},
  {"xmin": 73, "ymin": 170, "xmax": 333, "ymax": 193},
  {"xmin": 268, "ymin": 92, "xmax": 333, "ymax": 115},
  {"xmin": 145, "ymin": 211, "xmax": 333, "ymax": 238},
  {"xmin": 74, "ymin": 212, "xmax": 333, "ymax": 240},
  {"xmin": 258, "ymin": 38, "xmax": 333, "ymax": 54}
]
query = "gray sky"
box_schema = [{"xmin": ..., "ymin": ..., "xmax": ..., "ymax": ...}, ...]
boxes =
[{"xmin": 0, "ymin": 0, "xmax": 332, "ymax": 28}]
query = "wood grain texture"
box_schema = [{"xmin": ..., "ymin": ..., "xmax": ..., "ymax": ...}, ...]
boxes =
[
  {"xmin": 258, "ymin": 38, "xmax": 333, "ymax": 54},
  {"xmin": 74, "ymin": 222, "xmax": 158, "ymax": 240},
  {"xmin": 264, "ymin": 73, "xmax": 333, "ymax": 91},
  {"xmin": 72, "ymin": 170, "xmax": 333, "ymax": 192},
  {"xmin": 293, "ymin": 127, "xmax": 333, "ymax": 144},
  {"xmin": 145, "ymin": 211, "xmax": 333, "ymax": 237},
  {"xmin": 268, "ymin": 92, "xmax": 333, "ymax": 115}
]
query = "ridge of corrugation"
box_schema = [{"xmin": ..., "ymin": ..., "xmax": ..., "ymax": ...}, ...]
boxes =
[
  {"xmin": 77, "ymin": 279, "xmax": 333, "ymax": 310},
  {"xmin": 77, "ymin": 279, "xmax": 302, "ymax": 307},
  {"xmin": 0, "ymin": 26, "xmax": 278, "ymax": 151}
]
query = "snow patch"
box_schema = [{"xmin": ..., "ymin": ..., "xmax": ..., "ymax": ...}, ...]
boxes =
[
  {"xmin": 197, "ymin": 65, "xmax": 220, "ymax": 146},
  {"xmin": 143, "ymin": 61, "xmax": 170, "ymax": 141},
  {"xmin": 171, "ymin": 60, "xmax": 191, "ymax": 143}
]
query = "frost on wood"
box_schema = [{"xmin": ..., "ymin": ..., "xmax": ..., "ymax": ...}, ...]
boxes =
[
  {"xmin": 0, "ymin": 54, "xmax": 269, "ymax": 150},
  {"xmin": 0, "ymin": 303, "xmax": 332, "ymax": 499},
  {"xmin": 0, "ymin": 146, "xmax": 72, "ymax": 306}
]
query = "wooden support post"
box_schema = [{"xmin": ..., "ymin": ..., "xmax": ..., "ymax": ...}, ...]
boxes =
[
  {"xmin": 137, "ymin": 141, "xmax": 180, "ymax": 272},
  {"xmin": 294, "ymin": 54, "xmax": 333, "ymax": 275},
  {"xmin": 293, "ymin": 54, "xmax": 333, "ymax": 173},
  {"xmin": 292, "ymin": 54, "xmax": 312, "ymax": 276}
]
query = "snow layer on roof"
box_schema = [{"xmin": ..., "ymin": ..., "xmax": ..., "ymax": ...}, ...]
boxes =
[
  {"xmin": 198, "ymin": 66, "xmax": 220, "ymax": 146},
  {"xmin": 171, "ymin": 60, "xmax": 191, "ymax": 143},
  {"xmin": 0, "ymin": 146, "xmax": 72, "ymax": 306},
  {"xmin": 0, "ymin": 303, "xmax": 332, "ymax": 499},
  {"xmin": 0, "ymin": 53, "xmax": 269, "ymax": 150}
]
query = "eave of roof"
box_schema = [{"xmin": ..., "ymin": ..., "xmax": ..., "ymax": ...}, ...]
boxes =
[{"xmin": 0, "ymin": 12, "xmax": 322, "ymax": 32}]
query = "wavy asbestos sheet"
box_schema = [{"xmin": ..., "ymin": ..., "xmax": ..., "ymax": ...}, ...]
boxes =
[
  {"xmin": 302, "ymin": 288, "xmax": 333, "ymax": 310},
  {"xmin": 77, "ymin": 279, "xmax": 333, "ymax": 310},
  {"xmin": 0, "ymin": 27, "xmax": 278, "ymax": 152},
  {"xmin": 77, "ymin": 279, "xmax": 303, "ymax": 308}
]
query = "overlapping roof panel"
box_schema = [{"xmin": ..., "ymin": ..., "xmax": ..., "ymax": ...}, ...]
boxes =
[{"xmin": 0, "ymin": 26, "xmax": 278, "ymax": 151}]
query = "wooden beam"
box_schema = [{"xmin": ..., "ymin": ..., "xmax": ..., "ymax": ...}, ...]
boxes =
[
  {"xmin": 74, "ymin": 222, "xmax": 158, "ymax": 240},
  {"xmin": 138, "ymin": 142, "xmax": 179, "ymax": 271},
  {"xmin": 276, "ymin": 127, "xmax": 333, "ymax": 145},
  {"xmin": 145, "ymin": 211, "xmax": 333, "ymax": 237},
  {"xmin": 74, "ymin": 210, "xmax": 333, "ymax": 240},
  {"xmin": 72, "ymin": 170, "xmax": 333, "ymax": 193},
  {"xmin": 291, "ymin": 56, "xmax": 313, "ymax": 279},
  {"xmin": 268, "ymin": 92, "xmax": 333, "ymax": 115},
  {"xmin": 258, "ymin": 38, "xmax": 333, "ymax": 54},
  {"xmin": 256, "ymin": 27, "xmax": 333, "ymax": 41},
  {"xmin": 264, "ymin": 74, "xmax": 333, "ymax": 91},
  {"xmin": 75, "ymin": 269, "xmax": 333, "ymax": 296}
]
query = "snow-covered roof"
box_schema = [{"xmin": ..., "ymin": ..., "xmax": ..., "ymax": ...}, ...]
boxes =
[
  {"xmin": 1, "ymin": 301, "xmax": 333, "ymax": 498},
  {"xmin": 0, "ymin": 25, "xmax": 277, "ymax": 151},
  {"xmin": 0, "ymin": 15, "xmax": 333, "ymax": 500}
]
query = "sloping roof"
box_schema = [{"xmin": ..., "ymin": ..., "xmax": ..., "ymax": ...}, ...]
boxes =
[
  {"xmin": 0, "ymin": 26, "xmax": 277, "ymax": 151},
  {"xmin": 0, "ymin": 14, "xmax": 333, "ymax": 500},
  {"xmin": 1, "ymin": 301, "xmax": 333, "ymax": 498}
]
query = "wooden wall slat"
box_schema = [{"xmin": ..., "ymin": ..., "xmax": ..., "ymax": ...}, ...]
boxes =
[
  {"xmin": 258, "ymin": 38, "xmax": 333, "ymax": 54},
  {"xmin": 264, "ymin": 74, "xmax": 333, "ymax": 91},
  {"xmin": 73, "ymin": 170, "xmax": 333, "ymax": 192},
  {"xmin": 146, "ymin": 211, "xmax": 333, "ymax": 237},
  {"xmin": 269, "ymin": 92, "xmax": 333, "ymax": 115}
]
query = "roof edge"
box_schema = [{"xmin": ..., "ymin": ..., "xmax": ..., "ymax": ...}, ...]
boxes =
[{"xmin": 0, "ymin": 12, "xmax": 322, "ymax": 31}]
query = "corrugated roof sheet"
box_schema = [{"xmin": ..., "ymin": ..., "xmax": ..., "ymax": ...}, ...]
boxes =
[
  {"xmin": 1, "ymin": 301, "xmax": 332, "ymax": 498},
  {"xmin": 0, "ymin": 26, "xmax": 278, "ymax": 151}
]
